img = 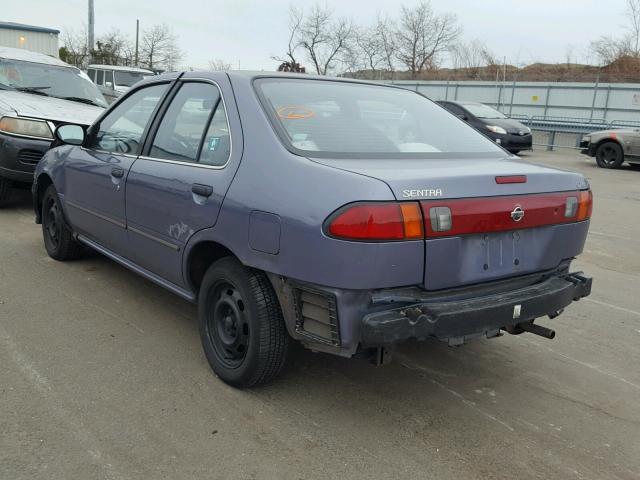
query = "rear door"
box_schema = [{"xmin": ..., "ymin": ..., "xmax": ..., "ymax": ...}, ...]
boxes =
[
  {"xmin": 63, "ymin": 81, "xmax": 171, "ymax": 257},
  {"xmin": 124, "ymin": 74, "xmax": 241, "ymax": 287}
]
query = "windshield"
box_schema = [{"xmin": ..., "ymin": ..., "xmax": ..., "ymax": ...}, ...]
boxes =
[
  {"xmin": 0, "ymin": 58, "xmax": 107, "ymax": 107},
  {"xmin": 255, "ymin": 79, "xmax": 505, "ymax": 159},
  {"xmin": 114, "ymin": 71, "xmax": 150, "ymax": 87},
  {"xmin": 462, "ymin": 103, "xmax": 506, "ymax": 119}
]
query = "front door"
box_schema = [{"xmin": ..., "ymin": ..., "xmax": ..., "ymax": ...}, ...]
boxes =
[
  {"xmin": 63, "ymin": 82, "xmax": 171, "ymax": 256},
  {"xmin": 125, "ymin": 76, "xmax": 240, "ymax": 287}
]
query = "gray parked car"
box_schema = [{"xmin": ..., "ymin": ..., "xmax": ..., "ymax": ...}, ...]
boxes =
[
  {"xmin": 0, "ymin": 46, "xmax": 106, "ymax": 205},
  {"xmin": 33, "ymin": 72, "xmax": 593, "ymax": 387},
  {"xmin": 580, "ymin": 129, "xmax": 640, "ymax": 169}
]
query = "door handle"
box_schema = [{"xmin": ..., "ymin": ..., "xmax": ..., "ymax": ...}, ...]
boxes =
[
  {"xmin": 192, "ymin": 183, "xmax": 213, "ymax": 197},
  {"xmin": 111, "ymin": 167, "xmax": 125, "ymax": 178}
]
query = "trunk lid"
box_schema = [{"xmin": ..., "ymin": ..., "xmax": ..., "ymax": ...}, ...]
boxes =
[{"xmin": 314, "ymin": 155, "xmax": 591, "ymax": 290}]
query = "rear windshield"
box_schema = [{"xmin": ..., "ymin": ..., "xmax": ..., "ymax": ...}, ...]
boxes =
[
  {"xmin": 114, "ymin": 71, "xmax": 150, "ymax": 87},
  {"xmin": 255, "ymin": 78, "xmax": 505, "ymax": 159}
]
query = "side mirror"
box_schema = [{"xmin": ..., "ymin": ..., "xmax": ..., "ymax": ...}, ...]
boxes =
[
  {"xmin": 105, "ymin": 81, "xmax": 113, "ymax": 88},
  {"xmin": 55, "ymin": 124, "xmax": 85, "ymax": 146}
]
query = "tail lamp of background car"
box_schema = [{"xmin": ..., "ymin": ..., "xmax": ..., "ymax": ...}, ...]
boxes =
[{"xmin": 326, "ymin": 191, "xmax": 592, "ymax": 241}]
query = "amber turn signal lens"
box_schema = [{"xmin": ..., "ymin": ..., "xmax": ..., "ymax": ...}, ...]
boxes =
[
  {"xmin": 399, "ymin": 203, "xmax": 424, "ymax": 239},
  {"xmin": 577, "ymin": 190, "xmax": 593, "ymax": 221}
]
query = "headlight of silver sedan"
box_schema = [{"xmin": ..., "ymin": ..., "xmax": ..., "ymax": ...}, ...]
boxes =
[{"xmin": 0, "ymin": 116, "xmax": 53, "ymax": 139}]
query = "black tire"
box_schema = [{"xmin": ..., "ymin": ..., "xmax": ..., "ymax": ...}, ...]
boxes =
[
  {"xmin": 198, "ymin": 257, "xmax": 289, "ymax": 388},
  {"xmin": 595, "ymin": 142, "xmax": 624, "ymax": 169},
  {"xmin": 42, "ymin": 185, "xmax": 83, "ymax": 261},
  {"xmin": 0, "ymin": 176, "xmax": 11, "ymax": 207},
  {"xmin": 508, "ymin": 149, "xmax": 521, "ymax": 155}
]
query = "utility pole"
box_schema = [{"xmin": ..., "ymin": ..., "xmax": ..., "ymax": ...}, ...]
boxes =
[
  {"xmin": 88, "ymin": 0, "xmax": 95, "ymax": 62},
  {"xmin": 135, "ymin": 19, "xmax": 139, "ymax": 66}
]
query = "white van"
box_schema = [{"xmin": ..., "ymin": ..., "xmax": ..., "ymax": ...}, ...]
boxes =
[{"xmin": 86, "ymin": 64, "xmax": 154, "ymax": 103}]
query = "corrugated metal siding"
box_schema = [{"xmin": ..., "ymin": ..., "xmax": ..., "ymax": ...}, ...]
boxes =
[
  {"xmin": 0, "ymin": 28, "xmax": 58, "ymax": 57},
  {"xmin": 388, "ymin": 80, "xmax": 640, "ymax": 122}
]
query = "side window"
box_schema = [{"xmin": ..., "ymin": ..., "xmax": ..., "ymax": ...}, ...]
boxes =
[
  {"xmin": 87, "ymin": 69, "xmax": 96, "ymax": 82},
  {"xmin": 150, "ymin": 82, "xmax": 221, "ymax": 163},
  {"xmin": 104, "ymin": 70, "xmax": 114, "ymax": 87},
  {"xmin": 89, "ymin": 83, "xmax": 168, "ymax": 154},
  {"xmin": 96, "ymin": 69, "xmax": 104, "ymax": 85},
  {"xmin": 199, "ymin": 101, "xmax": 231, "ymax": 166}
]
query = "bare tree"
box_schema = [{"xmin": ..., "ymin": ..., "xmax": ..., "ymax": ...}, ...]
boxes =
[
  {"xmin": 376, "ymin": 15, "xmax": 398, "ymax": 79},
  {"xmin": 354, "ymin": 26, "xmax": 384, "ymax": 74},
  {"xmin": 91, "ymin": 29, "xmax": 134, "ymax": 65},
  {"xmin": 140, "ymin": 24, "xmax": 183, "ymax": 71},
  {"xmin": 208, "ymin": 59, "xmax": 232, "ymax": 71},
  {"xmin": 591, "ymin": 0, "xmax": 640, "ymax": 64},
  {"xmin": 450, "ymin": 40, "xmax": 494, "ymax": 79},
  {"xmin": 59, "ymin": 26, "xmax": 89, "ymax": 67},
  {"xmin": 298, "ymin": 4, "xmax": 354, "ymax": 75},
  {"xmin": 394, "ymin": 1, "xmax": 461, "ymax": 78},
  {"xmin": 272, "ymin": 6, "xmax": 304, "ymax": 68}
]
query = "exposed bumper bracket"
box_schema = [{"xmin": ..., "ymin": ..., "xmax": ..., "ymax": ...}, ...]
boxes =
[{"xmin": 361, "ymin": 272, "xmax": 592, "ymax": 346}]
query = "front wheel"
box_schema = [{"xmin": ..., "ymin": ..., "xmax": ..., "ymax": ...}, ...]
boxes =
[
  {"xmin": 595, "ymin": 142, "xmax": 624, "ymax": 169},
  {"xmin": 198, "ymin": 257, "xmax": 289, "ymax": 388},
  {"xmin": 42, "ymin": 185, "xmax": 83, "ymax": 261}
]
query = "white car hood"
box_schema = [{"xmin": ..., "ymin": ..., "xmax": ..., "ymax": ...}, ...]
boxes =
[{"xmin": 0, "ymin": 91, "xmax": 103, "ymax": 126}]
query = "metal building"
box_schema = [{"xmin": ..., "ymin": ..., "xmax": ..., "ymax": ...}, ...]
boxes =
[{"xmin": 0, "ymin": 22, "xmax": 60, "ymax": 57}]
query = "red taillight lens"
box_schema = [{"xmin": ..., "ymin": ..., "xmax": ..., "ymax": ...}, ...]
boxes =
[
  {"xmin": 577, "ymin": 190, "xmax": 593, "ymax": 221},
  {"xmin": 326, "ymin": 202, "xmax": 423, "ymax": 241}
]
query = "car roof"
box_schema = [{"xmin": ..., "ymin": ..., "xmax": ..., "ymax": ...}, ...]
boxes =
[
  {"xmin": 0, "ymin": 46, "xmax": 72, "ymax": 67},
  {"xmin": 88, "ymin": 64, "xmax": 154, "ymax": 74}
]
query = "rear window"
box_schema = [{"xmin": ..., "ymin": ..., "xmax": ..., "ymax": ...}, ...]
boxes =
[{"xmin": 255, "ymin": 78, "xmax": 504, "ymax": 159}]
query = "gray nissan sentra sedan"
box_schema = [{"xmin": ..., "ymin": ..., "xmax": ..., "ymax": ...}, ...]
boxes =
[{"xmin": 32, "ymin": 71, "xmax": 593, "ymax": 387}]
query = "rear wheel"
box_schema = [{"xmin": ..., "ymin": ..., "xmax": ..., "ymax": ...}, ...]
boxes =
[
  {"xmin": 0, "ymin": 177, "xmax": 11, "ymax": 207},
  {"xmin": 198, "ymin": 257, "xmax": 289, "ymax": 388},
  {"xmin": 42, "ymin": 185, "xmax": 83, "ymax": 261},
  {"xmin": 595, "ymin": 142, "xmax": 624, "ymax": 169}
]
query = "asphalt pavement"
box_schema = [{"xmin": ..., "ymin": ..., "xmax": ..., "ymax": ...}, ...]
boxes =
[{"xmin": 1, "ymin": 149, "xmax": 639, "ymax": 480}]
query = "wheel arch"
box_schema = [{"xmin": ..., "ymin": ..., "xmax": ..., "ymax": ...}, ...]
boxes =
[
  {"xmin": 185, "ymin": 240, "xmax": 241, "ymax": 294},
  {"xmin": 594, "ymin": 137, "xmax": 624, "ymax": 153}
]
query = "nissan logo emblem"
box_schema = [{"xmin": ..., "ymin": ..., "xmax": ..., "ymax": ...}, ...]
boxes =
[{"xmin": 511, "ymin": 206, "xmax": 525, "ymax": 222}]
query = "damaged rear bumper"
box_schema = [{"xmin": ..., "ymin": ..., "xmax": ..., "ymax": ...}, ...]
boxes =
[{"xmin": 361, "ymin": 272, "xmax": 592, "ymax": 346}]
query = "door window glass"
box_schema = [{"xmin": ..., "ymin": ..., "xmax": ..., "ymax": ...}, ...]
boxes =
[
  {"xmin": 150, "ymin": 82, "xmax": 220, "ymax": 163},
  {"xmin": 104, "ymin": 70, "xmax": 114, "ymax": 87},
  {"xmin": 87, "ymin": 69, "xmax": 96, "ymax": 82},
  {"xmin": 89, "ymin": 83, "xmax": 168, "ymax": 154},
  {"xmin": 96, "ymin": 69, "xmax": 104, "ymax": 85},
  {"xmin": 199, "ymin": 102, "xmax": 231, "ymax": 166}
]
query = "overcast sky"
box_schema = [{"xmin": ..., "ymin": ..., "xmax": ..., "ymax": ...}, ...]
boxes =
[{"xmin": 6, "ymin": 0, "xmax": 630, "ymax": 70}]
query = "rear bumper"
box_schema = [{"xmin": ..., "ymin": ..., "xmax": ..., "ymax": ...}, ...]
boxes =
[
  {"xmin": 360, "ymin": 272, "xmax": 592, "ymax": 346},
  {"xmin": 0, "ymin": 132, "xmax": 50, "ymax": 184}
]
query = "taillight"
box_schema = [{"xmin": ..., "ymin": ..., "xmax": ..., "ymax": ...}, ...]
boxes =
[
  {"xmin": 326, "ymin": 202, "xmax": 423, "ymax": 241},
  {"xmin": 421, "ymin": 190, "xmax": 593, "ymax": 238}
]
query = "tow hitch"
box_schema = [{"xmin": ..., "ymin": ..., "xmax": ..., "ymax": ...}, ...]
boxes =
[{"xmin": 505, "ymin": 321, "xmax": 556, "ymax": 339}]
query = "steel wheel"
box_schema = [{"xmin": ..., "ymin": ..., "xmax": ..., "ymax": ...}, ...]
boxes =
[
  {"xmin": 44, "ymin": 197, "xmax": 62, "ymax": 249},
  {"xmin": 207, "ymin": 281, "xmax": 250, "ymax": 369},
  {"xmin": 596, "ymin": 142, "xmax": 624, "ymax": 169}
]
